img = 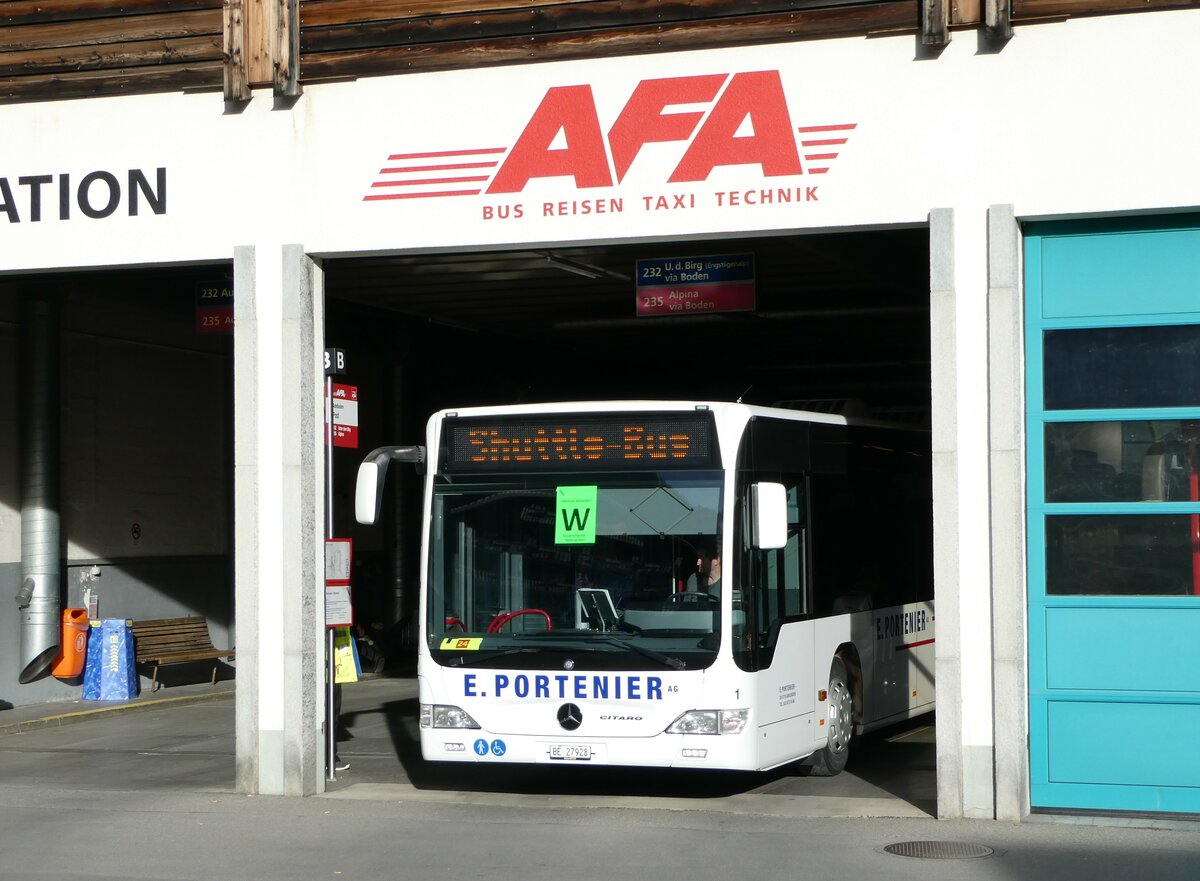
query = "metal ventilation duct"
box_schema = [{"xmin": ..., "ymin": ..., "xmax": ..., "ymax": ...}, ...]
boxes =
[{"xmin": 17, "ymin": 296, "xmax": 61, "ymax": 684}]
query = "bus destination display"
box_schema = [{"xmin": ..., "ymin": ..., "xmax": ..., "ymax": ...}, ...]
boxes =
[{"xmin": 442, "ymin": 413, "xmax": 717, "ymax": 471}]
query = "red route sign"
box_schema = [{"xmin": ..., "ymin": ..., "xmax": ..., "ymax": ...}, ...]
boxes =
[{"xmin": 328, "ymin": 383, "xmax": 359, "ymax": 449}]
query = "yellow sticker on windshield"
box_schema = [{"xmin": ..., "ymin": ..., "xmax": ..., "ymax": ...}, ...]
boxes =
[{"xmin": 440, "ymin": 637, "xmax": 482, "ymax": 651}]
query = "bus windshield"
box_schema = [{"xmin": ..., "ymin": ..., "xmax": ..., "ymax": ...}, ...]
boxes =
[{"xmin": 429, "ymin": 470, "xmax": 724, "ymax": 670}]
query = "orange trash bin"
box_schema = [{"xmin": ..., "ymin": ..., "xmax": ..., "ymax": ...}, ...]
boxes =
[{"xmin": 51, "ymin": 608, "xmax": 90, "ymax": 680}]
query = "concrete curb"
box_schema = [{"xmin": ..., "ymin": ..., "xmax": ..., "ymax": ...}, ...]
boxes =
[{"xmin": 0, "ymin": 687, "xmax": 234, "ymax": 736}]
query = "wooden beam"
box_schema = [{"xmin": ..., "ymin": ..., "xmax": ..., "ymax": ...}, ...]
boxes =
[
  {"xmin": 0, "ymin": 11, "xmax": 219, "ymax": 53},
  {"xmin": 0, "ymin": 35, "xmax": 220, "ymax": 77},
  {"xmin": 1, "ymin": 0, "xmax": 220, "ymax": 28},
  {"xmin": 922, "ymin": 0, "xmax": 949, "ymax": 46},
  {"xmin": 225, "ymin": 0, "xmax": 249, "ymax": 100},
  {"xmin": 298, "ymin": 0, "xmax": 889, "ymax": 30},
  {"xmin": 301, "ymin": 0, "xmax": 909, "ymax": 52},
  {"xmin": 951, "ymin": 0, "xmax": 982, "ymax": 23},
  {"xmin": 300, "ymin": 0, "xmax": 597, "ymax": 27},
  {"xmin": 985, "ymin": 0, "xmax": 1012, "ymax": 38},
  {"xmin": 299, "ymin": 6, "xmax": 919, "ymax": 81},
  {"xmin": 275, "ymin": 0, "xmax": 300, "ymax": 97},
  {"xmin": 0, "ymin": 60, "xmax": 222, "ymax": 104},
  {"xmin": 246, "ymin": 0, "xmax": 271, "ymax": 85},
  {"xmin": 1013, "ymin": 0, "xmax": 1194, "ymax": 15}
]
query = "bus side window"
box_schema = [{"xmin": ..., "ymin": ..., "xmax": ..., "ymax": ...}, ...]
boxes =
[
  {"xmin": 783, "ymin": 482, "xmax": 808, "ymax": 617},
  {"xmin": 747, "ymin": 474, "xmax": 808, "ymax": 667}
]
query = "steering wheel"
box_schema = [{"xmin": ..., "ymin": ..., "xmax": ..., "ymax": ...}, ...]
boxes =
[
  {"xmin": 663, "ymin": 592, "xmax": 720, "ymax": 609},
  {"xmin": 487, "ymin": 608, "xmax": 553, "ymax": 633}
]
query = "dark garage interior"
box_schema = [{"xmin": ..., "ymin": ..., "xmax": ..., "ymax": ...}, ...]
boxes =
[{"xmin": 324, "ymin": 227, "xmax": 931, "ymax": 425}]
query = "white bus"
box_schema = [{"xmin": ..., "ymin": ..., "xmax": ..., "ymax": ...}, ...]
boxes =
[{"xmin": 356, "ymin": 401, "xmax": 934, "ymax": 773}]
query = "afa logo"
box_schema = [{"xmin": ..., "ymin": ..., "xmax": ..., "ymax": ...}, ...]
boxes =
[{"xmin": 364, "ymin": 71, "xmax": 855, "ymax": 202}]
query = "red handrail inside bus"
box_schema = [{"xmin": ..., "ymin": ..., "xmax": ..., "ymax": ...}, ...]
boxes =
[{"xmin": 486, "ymin": 609, "xmax": 552, "ymax": 633}]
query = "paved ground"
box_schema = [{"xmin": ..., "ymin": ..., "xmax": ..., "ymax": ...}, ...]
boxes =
[
  {"xmin": 1, "ymin": 783, "xmax": 1199, "ymax": 881},
  {"xmin": 0, "ymin": 673, "xmax": 937, "ymax": 818},
  {"xmin": 1, "ymin": 671, "xmax": 1198, "ymax": 829},
  {"xmin": 1, "ymin": 674, "xmax": 1198, "ymax": 881}
]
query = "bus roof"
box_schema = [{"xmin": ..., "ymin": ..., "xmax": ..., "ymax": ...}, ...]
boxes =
[{"xmin": 429, "ymin": 400, "xmax": 851, "ymax": 427}]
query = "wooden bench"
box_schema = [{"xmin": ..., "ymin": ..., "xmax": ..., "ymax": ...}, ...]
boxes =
[{"xmin": 131, "ymin": 616, "xmax": 235, "ymax": 692}]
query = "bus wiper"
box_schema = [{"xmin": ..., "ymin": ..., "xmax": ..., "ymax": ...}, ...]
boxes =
[
  {"xmin": 444, "ymin": 647, "xmax": 539, "ymax": 667},
  {"xmin": 594, "ymin": 635, "xmax": 687, "ymax": 670}
]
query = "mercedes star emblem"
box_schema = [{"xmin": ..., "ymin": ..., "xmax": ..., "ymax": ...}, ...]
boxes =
[{"xmin": 557, "ymin": 703, "xmax": 583, "ymax": 731}]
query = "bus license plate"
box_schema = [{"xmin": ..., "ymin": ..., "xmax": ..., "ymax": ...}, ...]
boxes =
[{"xmin": 548, "ymin": 744, "xmax": 593, "ymax": 761}]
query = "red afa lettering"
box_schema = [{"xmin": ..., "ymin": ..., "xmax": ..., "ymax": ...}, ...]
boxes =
[
  {"xmin": 669, "ymin": 71, "xmax": 802, "ymax": 183},
  {"xmin": 608, "ymin": 74, "xmax": 727, "ymax": 183},
  {"xmin": 486, "ymin": 85, "xmax": 612, "ymax": 194},
  {"xmin": 484, "ymin": 70, "xmax": 807, "ymax": 195}
]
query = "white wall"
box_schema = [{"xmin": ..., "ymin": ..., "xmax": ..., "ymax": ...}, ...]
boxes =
[{"xmin": 1, "ymin": 13, "xmax": 1198, "ymax": 273}]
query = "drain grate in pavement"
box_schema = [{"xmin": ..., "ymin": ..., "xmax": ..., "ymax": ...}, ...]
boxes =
[{"xmin": 883, "ymin": 841, "xmax": 994, "ymax": 860}]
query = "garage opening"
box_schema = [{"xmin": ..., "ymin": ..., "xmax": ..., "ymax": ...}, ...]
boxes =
[
  {"xmin": 321, "ymin": 225, "xmax": 935, "ymax": 808},
  {"xmin": 0, "ymin": 265, "xmax": 235, "ymax": 698}
]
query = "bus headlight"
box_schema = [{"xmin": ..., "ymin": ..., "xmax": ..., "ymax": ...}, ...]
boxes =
[
  {"xmin": 420, "ymin": 703, "xmax": 481, "ymax": 729},
  {"xmin": 666, "ymin": 709, "xmax": 748, "ymax": 735}
]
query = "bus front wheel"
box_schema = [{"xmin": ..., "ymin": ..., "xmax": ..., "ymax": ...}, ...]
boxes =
[{"xmin": 807, "ymin": 657, "xmax": 853, "ymax": 777}]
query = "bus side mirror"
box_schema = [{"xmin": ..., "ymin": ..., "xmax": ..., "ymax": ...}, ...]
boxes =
[
  {"xmin": 355, "ymin": 445, "xmax": 425, "ymax": 525},
  {"xmin": 751, "ymin": 482, "xmax": 788, "ymax": 549}
]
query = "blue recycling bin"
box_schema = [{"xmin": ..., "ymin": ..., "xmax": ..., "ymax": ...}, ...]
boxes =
[{"xmin": 82, "ymin": 619, "xmax": 139, "ymax": 701}]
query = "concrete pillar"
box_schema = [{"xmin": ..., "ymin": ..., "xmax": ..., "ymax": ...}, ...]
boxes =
[
  {"xmin": 233, "ymin": 243, "xmax": 326, "ymax": 796},
  {"xmin": 931, "ymin": 207, "xmax": 997, "ymax": 819},
  {"xmin": 987, "ymin": 205, "xmax": 1029, "ymax": 821},
  {"xmin": 930, "ymin": 208, "xmax": 963, "ymax": 818}
]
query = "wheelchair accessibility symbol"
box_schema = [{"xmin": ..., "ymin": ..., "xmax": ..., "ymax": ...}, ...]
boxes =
[
  {"xmin": 490, "ymin": 739, "xmax": 506, "ymax": 756},
  {"xmin": 473, "ymin": 738, "xmax": 489, "ymax": 756}
]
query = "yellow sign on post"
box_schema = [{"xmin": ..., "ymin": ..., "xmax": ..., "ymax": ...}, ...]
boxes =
[{"xmin": 332, "ymin": 626, "xmax": 360, "ymax": 684}]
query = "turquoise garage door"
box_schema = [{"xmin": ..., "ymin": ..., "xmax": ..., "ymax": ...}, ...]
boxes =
[{"xmin": 1026, "ymin": 215, "xmax": 1200, "ymax": 815}]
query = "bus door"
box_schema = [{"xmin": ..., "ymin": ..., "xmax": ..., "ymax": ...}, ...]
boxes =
[{"xmin": 742, "ymin": 475, "xmax": 816, "ymax": 769}]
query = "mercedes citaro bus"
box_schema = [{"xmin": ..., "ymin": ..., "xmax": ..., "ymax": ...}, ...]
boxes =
[{"xmin": 355, "ymin": 401, "xmax": 934, "ymax": 773}]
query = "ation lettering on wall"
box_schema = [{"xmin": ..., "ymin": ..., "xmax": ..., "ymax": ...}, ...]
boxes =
[{"xmin": 0, "ymin": 168, "xmax": 166, "ymax": 223}]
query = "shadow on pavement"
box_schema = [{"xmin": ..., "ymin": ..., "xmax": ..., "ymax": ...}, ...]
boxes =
[{"xmin": 338, "ymin": 681, "xmax": 935, "ymax": 812}]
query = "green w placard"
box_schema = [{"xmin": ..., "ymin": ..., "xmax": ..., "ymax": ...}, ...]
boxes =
[{"xmin": 555, "ymin": 485, "xmax": 597, "ymax": 545}]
